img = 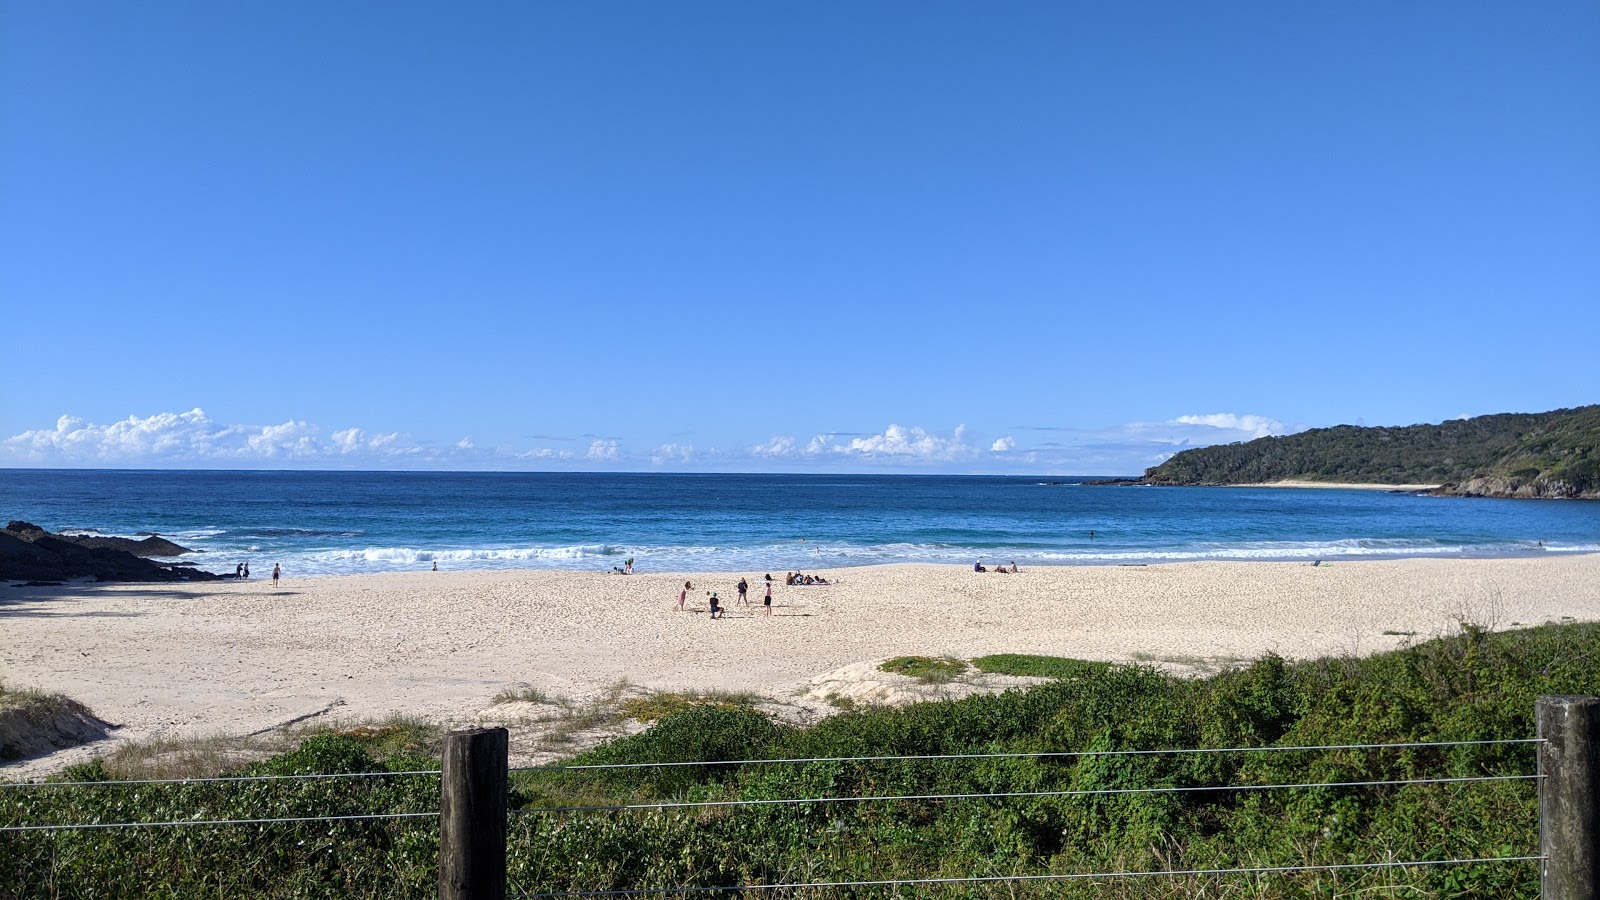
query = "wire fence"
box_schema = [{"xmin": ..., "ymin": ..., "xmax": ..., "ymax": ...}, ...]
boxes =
[
  {"xmin": 1, "ymin": 735, "xmax": 1546, "ymax": 894},
  {"xmin": 1, "ymin": 737, "xmax": 1538, "ymax": 833},
  {"xmin": 0, "ymin": 766, "xmax": 443, "ymax": 833},
  {"xmin": 509, "ymin": 773, "xmax": 1540, "ymax": 817},
  {"xmin": 0, "ymin": 768, "xmax": 441, "ymax": 789},
  {"xmin": 508, "ymin": 737, "xmax": 1543, "ymax": 774},
  {"xmin": 506, "ymin": 856, "xmax": 1548, "ymax": 898}
]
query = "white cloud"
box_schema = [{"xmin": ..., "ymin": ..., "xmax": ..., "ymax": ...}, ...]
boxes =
[
  {"xmin": 517, "ymin": 447, "xmax": 575, "ymax": 460},
  {"xmin": 650, "ymin": 443, "xmax": 696, "ymax": 465},
  {"xmin": 842, "ymin": 424, "xmax": 967, "ymax": 459},
  {"xmin": 1172, "ymin": 413, "xmax": 1288, "ymax": 440},
  {"xmin": 4, "ymin": 409, "xmax": 468, "ymax": 469},
  {"xmin": 3, "ymin": 408, "xmax": 1305, "ymax": 475},
  {"xmin": 750, "ymin": 436, "xmax": 798, "ymax": 458},
  {"xmin": 748, "ymin": 424, "xmax": 977, "ymax": 465}
]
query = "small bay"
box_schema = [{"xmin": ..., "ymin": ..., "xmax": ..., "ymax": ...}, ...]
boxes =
[{"xmin": 1, "ymin": 470, "xmax": 1594, "ymax": 576}]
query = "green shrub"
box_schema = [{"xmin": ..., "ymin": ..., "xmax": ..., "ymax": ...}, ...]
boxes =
[
  {"xmin": 972, "ymin": 654, "xmax": 1112, "ymax": 680},
  {"xmin": 880, "ymin": 656, "xmax": 969, "ymax": 682}
]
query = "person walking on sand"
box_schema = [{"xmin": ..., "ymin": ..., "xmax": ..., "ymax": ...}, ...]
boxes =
[
  {"xmin": 271, "ymin": 563, "xmax": 280, "ymax": 586},
  {"xmin": 737, "ymin": 577, "xmax": 749, "ymax": 606},
  {"xmin": 678, "ymin": 580, "xmax": 692, "ymax": 611}
]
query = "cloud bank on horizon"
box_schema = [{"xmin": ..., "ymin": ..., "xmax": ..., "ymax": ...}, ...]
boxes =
[{"xmin": 1, "ymin": 409, "xmax": 1295, "ymax": 474}]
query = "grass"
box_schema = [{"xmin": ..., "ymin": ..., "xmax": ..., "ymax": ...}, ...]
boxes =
[
  {"xmin": 1128, "ymin": 650, "xmax": 1248, "ymax": 675},
  {"xmin": 879, "ymin": 655, "xmax": 969, "ymax": 683},
  {"xmin": 491, "ymin": 685, "xmax": 557, "ymax": 706},
  {"xmin": 85, "ymin": 714, "xmax": 444, "ymax": 781},
  {"xmin": 0, "ymin": 681, "xmax": 107, "ymax": 762},
  {"xmin": 971, "ymin": 654, "xmax": 1113, "ymax": 679},
  {"xmin": 532, "ymin": 680, "xmax": 634, "ymax": 750},
  {"xmin": 0, "ymin": 680, "xmax": 52, "ymax": 712},
  {"xmin": 620, "ymin": 689, "xmax": 761, "ymax": 723}
]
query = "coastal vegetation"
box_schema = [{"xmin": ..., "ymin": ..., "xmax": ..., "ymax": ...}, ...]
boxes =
[
  {"xmin": 1136, "ymin": 404, "xmax": 1599, "ymax": 498},
  {"xmin": 6, "ymin": 620, "xmax": 1594, "ymax": 898},
  {"xmin": 879, "ymin": 655, "xmax": 970, "ymax": 683}
]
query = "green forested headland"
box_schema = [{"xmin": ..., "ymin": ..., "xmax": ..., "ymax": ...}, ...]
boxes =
[{"xmin": 1136, "ymin": 405, "xmax": 1600, "ymax": 498}]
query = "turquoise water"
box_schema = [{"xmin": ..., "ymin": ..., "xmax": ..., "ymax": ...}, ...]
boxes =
[{"xmin": 1, "ymin": 470, "xmax": 1595, "ymax": 576}]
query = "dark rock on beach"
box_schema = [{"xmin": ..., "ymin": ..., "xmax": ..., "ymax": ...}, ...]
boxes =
[
  {"xmin": 8, "ymin": 521, "xmax": 195, "ymax": 558},
  {"xmin": 1, "ymin": 521, "xmax": 222, "ymax": 583}
]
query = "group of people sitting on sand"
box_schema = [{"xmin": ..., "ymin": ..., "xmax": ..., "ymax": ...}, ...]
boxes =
[
  {"xmin": 611, "ymin": 558, "xmax": 635, "ymax": 575},
  {"xmin": 973, "ymin": 560, "xmax": 1019, "ymax": 574},
  {"xmin": 785, "ymin": 571, "xmax": 831, "ymax": 585}
]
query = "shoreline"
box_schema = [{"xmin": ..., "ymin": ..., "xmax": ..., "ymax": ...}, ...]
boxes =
[
  {"xmin": 147, "ymin": 542, "xmax": 1583, "ymax": 581},
  {"xmin": 5, "ymin": 555, "xmax": 1599, "ymax": 778},
  {"xmin": 1231, "ymin": 480, "xmax": 1443, "ymax": 491}
]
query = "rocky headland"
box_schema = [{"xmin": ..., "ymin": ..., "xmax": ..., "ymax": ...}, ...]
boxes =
[
  {"xmin": 1112, "ymin": 405, "xmax": 1598, "ymax": 499},
  {"xmin": 0, "ymin": 521, "xmax": 223, "ymax": 584}
]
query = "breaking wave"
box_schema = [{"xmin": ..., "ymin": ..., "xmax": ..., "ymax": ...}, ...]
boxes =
[{"xmin": 260, "ymin": 536, "xmax": 1596, "ymax": 577}]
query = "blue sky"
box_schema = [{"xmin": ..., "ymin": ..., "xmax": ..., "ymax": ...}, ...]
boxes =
[{"xmin": 3, "ymin": 2, "xmax": 1596, "ymax": 474}]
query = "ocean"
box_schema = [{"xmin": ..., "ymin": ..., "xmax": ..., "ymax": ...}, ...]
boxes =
[{"xmin": 1, "ymin": 469, "xmax": 1595, "ymax": 577}]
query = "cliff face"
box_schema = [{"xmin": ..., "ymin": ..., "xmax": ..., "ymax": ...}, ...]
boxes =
[{"xmin": 1431, "ymin": 476, "xmax": 1599, "ymax": 500}]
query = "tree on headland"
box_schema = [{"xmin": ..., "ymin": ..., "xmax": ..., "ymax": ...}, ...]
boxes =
[{"xmin": 1134, "ymin": 405, "xmax": 1599, "ymax": 498}]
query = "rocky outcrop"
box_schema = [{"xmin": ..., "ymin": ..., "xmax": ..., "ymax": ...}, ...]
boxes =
[
  {"xmin": 5, "ymin": 522, "xmax": 192, "ymax": 557},
  {"xmin": 1, "ymin": 521, "xmax": 221, "ymax": 583},
  {"xmin": 1431, "ymin": 477, "xmax": 1600, "ymax": 500}
]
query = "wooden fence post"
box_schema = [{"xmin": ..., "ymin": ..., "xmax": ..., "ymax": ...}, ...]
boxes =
[
  {"xmin": 440, "ymin": 726, "xmax": 508, "ymax": 900},
  {"xmin": 1540, "ymin": 695, "xmax": 1600, "ymax": 900}
]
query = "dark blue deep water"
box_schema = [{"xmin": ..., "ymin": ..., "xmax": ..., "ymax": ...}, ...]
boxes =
[{"xmin": 1, "ymin": 470, "xmax": 1595, "ymax": 576}]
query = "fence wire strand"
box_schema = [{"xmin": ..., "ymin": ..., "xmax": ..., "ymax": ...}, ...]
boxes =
[
  {"xmin": 0, "ymin": 810, "xmax": 439, "ymax": 833},
  {"xmin": 507, "ymin": 855, "xmax": 1546, "ymax": 898},
  {"xmin": 0, "ymin": 769, "xmax": 441, "ymax": 790},
  {"xmin": 510, "ymin": 738, "xmax": 1542, "ymax": 774},
  {"xmin": 511, "ymin": 773, "xmax": 1539, "ymax": 816}
]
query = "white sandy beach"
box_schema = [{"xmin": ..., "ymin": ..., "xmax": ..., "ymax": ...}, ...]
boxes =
[{"xmin": 5, "ymin": 555, "xmax": 1599, "ymax": 776}]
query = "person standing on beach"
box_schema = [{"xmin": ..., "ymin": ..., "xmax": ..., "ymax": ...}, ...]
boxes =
[
  {"xmin": 678, "ymin": 581, "xmax": 692, "ymax": 611},
  {"xmin": 271, "ymin": 563, "xmax": 280, "ymax": 586},
  {"xmin": 764, "ymin": 579, "xmax": 772, "ymax": 616},
  {"xmin": 243, "ymin": 563, "xmax": 249, "ymax": 580},
  {"xmin": 236, "ymin": 563, "xmax": 243, "ymax": 579},
  {"xmin": 737, "ymin": 577, "xmax": 749, "ymax": 606}
]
